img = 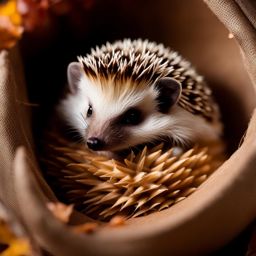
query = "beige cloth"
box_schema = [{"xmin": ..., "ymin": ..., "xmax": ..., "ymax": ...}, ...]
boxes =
[
  {"xmin": 1, "ymin": 0, "xmax": 256, "ymax": 255},
  {"xmin": 0, "ymin": 48, "xmax": 55, "ymax": 212},
  {"xmin": 206, "ymin": 0, "xmax": 256, "ymax": 91}
]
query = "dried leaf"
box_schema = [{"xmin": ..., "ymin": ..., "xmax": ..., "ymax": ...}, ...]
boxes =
[
  {"xmin": 47, "ymin": 202, "xmax": 74, "ymax": 223},
  {"xmin": 0, "ymin": 217, "xmax": 31, "ymax": 255},
  {"xmin": 17, "ymin": 0, "xmax": 51, "ymax": 32},
  {"xmin": 0, "ymin": 0, "xmax": 23, "ymax": 50},
  {"xmin": 1, "ymin": 238, "xmax": 31, "ymax": 256}
]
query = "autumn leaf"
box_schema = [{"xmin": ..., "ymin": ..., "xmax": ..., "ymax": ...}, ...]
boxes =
[
  {"xmin": 1, "ymin": 238, "xmax": 31, "ymax": 256},
  {"xmin": 0, "ymin": 0, "xmax": 22, "ymax": 24},
  {"xmin": 47, "ymin": 202, "xmax": 74, "ymax": 223},
  {"xmin": 0, "ymin": 220, "xmax": 31, "ymax": 256},
  {"xmin": 0, "ymin": 0, "xmax": 23, "ymax": 50},
  {"xmin": 17, "ymin": 0, "xmax": 51, "ymax": 32}
]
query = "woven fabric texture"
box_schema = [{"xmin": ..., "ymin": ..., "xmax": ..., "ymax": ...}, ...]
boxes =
[{"xmin": 0, "ymin": 48, "xmax": 55, "ymax": 213}]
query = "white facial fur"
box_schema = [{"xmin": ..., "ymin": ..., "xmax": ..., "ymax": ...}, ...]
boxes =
[
  {"xmin": 58, "ymin": 73, "xmax": 222, "ymax": 153},
  {"xmin": 57, "ymin": 88, "xmax": 89, "ymax": 136}
]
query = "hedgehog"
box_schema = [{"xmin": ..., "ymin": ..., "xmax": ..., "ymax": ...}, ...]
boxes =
[{"xmin": 57, "ymin": 39, "xmax": 222, "ymax": 157}]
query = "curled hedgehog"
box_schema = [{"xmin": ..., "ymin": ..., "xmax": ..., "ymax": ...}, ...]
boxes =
[{"xmin": 58, "ymin": 39, "xmax": 222, "ymax": 157}]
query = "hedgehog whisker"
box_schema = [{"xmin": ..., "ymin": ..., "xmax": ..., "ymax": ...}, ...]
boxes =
[
  {"xmin": 80, "ymin": 112, "xmax": 87, "ymax": 125},
  {"xmin": 76, "ymin": 113, "xmax": 87, "ymax": 129}
]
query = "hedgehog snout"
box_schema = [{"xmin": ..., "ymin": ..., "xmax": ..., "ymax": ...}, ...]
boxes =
[{"xmin": 87, "ymin": 137, "xmax": 105, "ymax": 151}]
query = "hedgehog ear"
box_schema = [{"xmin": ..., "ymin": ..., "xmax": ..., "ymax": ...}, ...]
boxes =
[
  {"xmin": 154, "ymin": 77, "xmax": 182, "ymax": 113},
  {"xmin": 67, "ymin": 62, "xmax": 83, "ymax": 94}
]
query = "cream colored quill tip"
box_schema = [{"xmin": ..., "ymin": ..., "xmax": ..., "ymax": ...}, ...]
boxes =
[{"xmin": 42, "ymin": 133, "xmax": 224, "ymax": 221}]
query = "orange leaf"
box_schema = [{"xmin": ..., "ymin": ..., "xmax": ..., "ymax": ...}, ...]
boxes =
[
  {"xmin": 0, "ymin": 219, "xmax": 31, "ymax": 255},
  {"xmin": 1, "ymin": 238, "xmax": 31, "ymax": 256},
  {"xmin": 0, "ymin": 0, "xmax": 23, "ymax": 50}
]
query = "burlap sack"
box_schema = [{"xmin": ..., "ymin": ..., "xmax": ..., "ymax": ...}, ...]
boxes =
[{"xmin": 1, "ymin": 0, "xmax": 256, "ymax": 255}]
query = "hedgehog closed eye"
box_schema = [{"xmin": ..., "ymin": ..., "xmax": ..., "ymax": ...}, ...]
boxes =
[{"xmin": 120, "ymin": 108, "xmax": 143, "ymax": 126}]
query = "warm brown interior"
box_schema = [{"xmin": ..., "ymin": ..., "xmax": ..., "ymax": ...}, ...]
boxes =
[{"xmin": 18, "ymin": 0, "xmax": 256, "ymax": 255}]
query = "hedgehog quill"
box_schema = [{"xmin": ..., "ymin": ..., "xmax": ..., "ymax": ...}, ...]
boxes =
[{"xmin": 58, "ymin": 39, "xmax": 222, "ymax": 157}]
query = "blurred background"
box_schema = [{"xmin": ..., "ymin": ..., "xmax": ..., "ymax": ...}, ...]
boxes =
[{"xmin": 1, "ymin": 1, "xmax": 255, "ymax": 254}]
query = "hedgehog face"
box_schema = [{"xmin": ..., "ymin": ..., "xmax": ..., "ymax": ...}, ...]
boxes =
[
  {"xmin": 80, "ymin": 78, "xmax": 183, "ymax": 152},
  {"xmin": 58, "ymin": 39, "xmax": 222, "ymax": 156},
  {"xmin": 60, "ymin": 62, "xmax": 194, "ymax": 154}
]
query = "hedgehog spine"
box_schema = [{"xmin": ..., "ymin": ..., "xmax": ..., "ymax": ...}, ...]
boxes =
[{"xmin": 58, "ymin": 39, "xmax": 222, "ymax": 155}]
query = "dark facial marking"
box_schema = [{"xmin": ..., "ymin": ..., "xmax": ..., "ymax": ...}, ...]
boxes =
[{"xmin": 119, "ymin": 107, "xmax": 143, "ymax": 126}]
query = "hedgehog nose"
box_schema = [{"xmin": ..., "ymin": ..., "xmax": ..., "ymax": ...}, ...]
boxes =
[{"xmin": 87, "ymin": 137, "xmax": 104, "ymax": 151}]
